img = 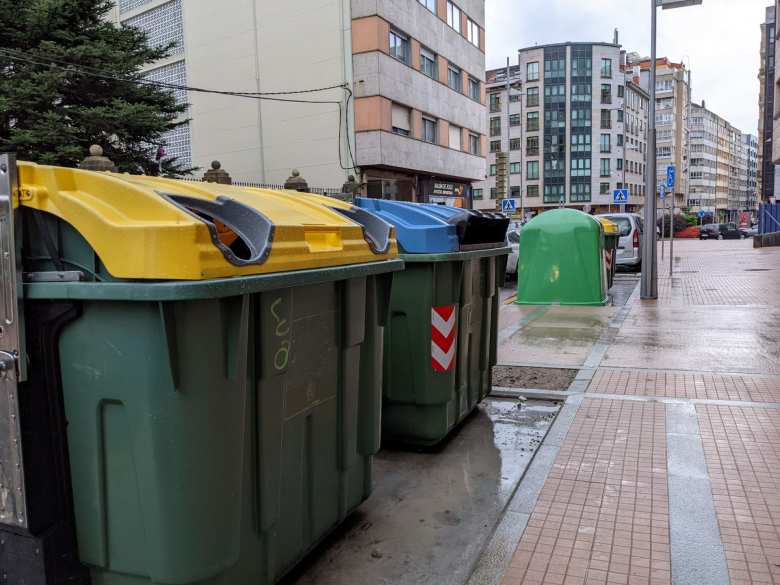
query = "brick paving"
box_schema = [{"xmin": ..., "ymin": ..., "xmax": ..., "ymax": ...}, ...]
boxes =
[
  {"xmin": 498, "ymin": 241, "xmax": 780, "ymax": 585},
  {"xmin": 697, "ymin": 405, "xmax": 780, "ymax": 585},
  {"xmin": 588, "ymin": 368, "xmax": 780, "ymax": 403},
  {"xmin": 502, "ymin": 400, "xmax": 670, "ymax": 585}
]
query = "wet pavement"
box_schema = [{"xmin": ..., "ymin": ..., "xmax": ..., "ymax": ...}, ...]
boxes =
[
  {"xmin": 285, "ymin": 399, "xmax": 560, "ymax": 585},
  {"xmin": 491, "ymin": 239, "xmax": 780, "ymax": 585}
]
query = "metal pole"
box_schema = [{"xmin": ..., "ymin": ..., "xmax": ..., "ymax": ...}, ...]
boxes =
[
  {"xmin": 661, "ymin": 190, "xmax": 665, "ymax": 260},
  {"xmin": 641, "ymin": 0, "xmax": 658, "ymax": 299}
]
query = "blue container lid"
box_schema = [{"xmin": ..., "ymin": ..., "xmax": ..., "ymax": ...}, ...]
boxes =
[{"xmin": 354, "ymin": 198, "xmax": 460, "ymax": 253}]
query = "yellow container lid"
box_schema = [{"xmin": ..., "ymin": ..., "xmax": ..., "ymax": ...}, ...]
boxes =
[
  {"xmin": 596, "ymin": 216, "xmax": 620, "ymax": 236},
  {"xmin": 17, "ymin": 163, "xmax": 398, "ymax": 280}
]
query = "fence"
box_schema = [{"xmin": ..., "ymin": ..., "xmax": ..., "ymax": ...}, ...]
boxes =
[
  {"xmin": 758, "ymin": 203, "xmax": 780, "ymax": 235},
  {"xmin": 179, "ymin": 176, "xmax": 345, "ymax": 197}
]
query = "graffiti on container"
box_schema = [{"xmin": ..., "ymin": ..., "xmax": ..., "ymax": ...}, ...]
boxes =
[{"xmin": 270, "ymin": 297, "xmax": 291, "ymax": 371}]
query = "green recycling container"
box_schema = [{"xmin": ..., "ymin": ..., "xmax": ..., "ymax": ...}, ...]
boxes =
[
  {"xmin": 516, "ymin": 208, "xmax": 610, "ymax": 306},
  {"xmin": 382, "ymin": 248, "xmax": 509, "ymax": 446},
  {"xmin": 14, "ymin": 162, "xmax": 404, "ymax": 585}
]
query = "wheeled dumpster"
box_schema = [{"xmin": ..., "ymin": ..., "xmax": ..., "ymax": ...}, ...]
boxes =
[
  {"xmin": 596, "ymin": 216, "xmax": 620, "ymax": 289},
  {"xmin": 516, "ymin": 208, "xmax": 611, "ymax": 306},
  {"xmin": 0, "ymin": 156, "xmax": 402, "ymax": 585},
  {"xmin": 355, "ymin": 198, "xmax": 509, "ymax": 446}
]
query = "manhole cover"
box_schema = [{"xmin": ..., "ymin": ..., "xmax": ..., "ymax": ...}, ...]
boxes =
[
  {"xmin": 744, "ymin": 268, "xmax": 771, "ymax": 272},
  {"xmin": 492, "ymin": 365, "xmax": 577, "ymax": 391}
]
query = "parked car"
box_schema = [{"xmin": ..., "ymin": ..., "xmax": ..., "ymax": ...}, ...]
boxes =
[
  {"xmin": 699, "ymin": 222, "xmax": 749, "ymax": 240},
  {"xmin": 505, "ymin": 229, "xmax": 520, "ymax": 277},
  {"xmin": 745, "ymin": 226, "xmax": 758, "ymax": 237},
  {"xmin": 595, "ymin": 213, "xmax": 643, "ymax": 270}
]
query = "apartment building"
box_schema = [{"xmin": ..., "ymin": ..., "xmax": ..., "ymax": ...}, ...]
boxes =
[
  {"xmin": 761, "ymin": 4, "xmax": 778, "ymax": 201},
  {"xmin": 111, "ymin": 0, "xmax": 486, "ymax": 203},
  {"xmin": 628, "ymin": 56, "xmax": 691, "ymax": 211},
  {"xmin": 743, "ymin": 133, "xmax": 759, "ymax": 213},
  {"xmin": 474, "ymin": 42, "xmax": 648, "ymax": 215},
  {"xmin": 688, "ymin": 102, "xmax": 749, "ymax": 220}
]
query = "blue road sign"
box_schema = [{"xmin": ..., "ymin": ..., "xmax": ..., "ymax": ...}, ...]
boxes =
[
  {"xmin": 612, "ymin": 188, "xmax": 629, "ymax": 204},
  {"xmin": 697, "ymin": 210, "xmax": 706, "ymax": 218},
  {"xmin": 659, "ymin": 185, "xmax": 666, "ymax": 200},
  {"xmin": 666, "ymin": 165, "xmax": 676, "ymax": 189},
  {"xmin": 501, "ymin": 198, "xmax": 517, "ymax": 213}
]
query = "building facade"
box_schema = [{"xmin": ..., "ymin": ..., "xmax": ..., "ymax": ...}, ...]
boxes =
[
  {"xmin": 111, "ymin": 0, "xmax": 486, "ymax": 200},
  {"xmin": 474, "ymin": 42, "xmax": 648, "ymax": 215},
  {"xmin": 628, "ymin": 56, "xmax": 691, "ymax": 211},
  {"xmin": 689, "ymin": 102, "xmax": 751, "ymax": 221},
  {"xmin": 743, "ymin": 133, "xmax": 759, "ymax": 213},
  {"xmin": 760, "ymin": 4, "xmax": 777, "ymax": 201}
]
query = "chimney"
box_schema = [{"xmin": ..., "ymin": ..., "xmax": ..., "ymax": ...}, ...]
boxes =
[
  {"xmin": 613, "ymin": 28, "xmax": 619, "ymax": 45},
  {"xmin": 701, "ymin": 100, "xmax": 706, "ymax": 110}
]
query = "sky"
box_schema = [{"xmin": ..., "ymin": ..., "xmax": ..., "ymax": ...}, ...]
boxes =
[{"xmin": 485, "ymin": 0, "xmax": 769, "ymax": 135}]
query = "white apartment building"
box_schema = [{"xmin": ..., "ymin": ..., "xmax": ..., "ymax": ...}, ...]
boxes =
[
  {"xmin": 743, "ymin": 133, "xmax": 759, "ymax": 212},
  {"xmin": 112, "ymin": 0, "xmax": 487, "ymax": 202},
  {"xmin": 474, "ymin": 42, "xmax": 648, "ymax": 215}
]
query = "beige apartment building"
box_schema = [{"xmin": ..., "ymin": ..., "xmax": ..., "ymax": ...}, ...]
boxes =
[
  {"xmin": 474, "ymin": 42, "xmax": 648, "ymax": 215},
  {"xmin": 629, "ymin": 55, "xmax": 691, "ymax": 211},
  {"xmin": 111, "ymin": 0, "xmax": 486, "ymax": 203},
  {"xmin": 689, "ymin": 102, "xmax": 750, "ymax": 220}
]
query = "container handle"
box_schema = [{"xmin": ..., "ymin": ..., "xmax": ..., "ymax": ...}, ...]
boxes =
[
  {"xmin": 159, "ymin": 193, "xmax": 274, "ymax": 266},
  {"xmin": 328, "ymin": 206, "xmax": 391, "ymax": 255}
]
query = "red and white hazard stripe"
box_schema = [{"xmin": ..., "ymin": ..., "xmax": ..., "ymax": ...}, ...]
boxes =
[{"xmin": 431, "ymin": 305, "xmax": 457, "ymax": 372}]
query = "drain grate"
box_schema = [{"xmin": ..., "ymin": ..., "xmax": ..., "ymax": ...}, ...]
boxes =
[{"xmin": 492, "ymin": 365, "xmax": 577, "ymax": 391}]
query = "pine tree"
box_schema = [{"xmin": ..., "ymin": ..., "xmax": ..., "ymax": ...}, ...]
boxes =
[{"xmin": 0, "ymin": 0, "xmax": 192, "ymax": 175}]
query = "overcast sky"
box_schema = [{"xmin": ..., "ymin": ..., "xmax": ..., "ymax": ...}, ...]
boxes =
[{"xmin": 485, "ymin": 0, "xmax": 768, "ymax": 135}]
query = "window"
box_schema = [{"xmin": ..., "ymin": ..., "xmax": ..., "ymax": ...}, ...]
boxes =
[
  {"xmin": 468, "ymin": 77, "xmax": 480, "ymax": 101},
  {"xmin": 617, "ymin": 134, "xmax": 624, "ymax": 147},
  {"xmin": 616, "ymin": 159, "xmax": 623, "ymax": 171},
  {"xmin": 490, "ymin": 188, "xmax": 497, "ymax": 198},
  {"xmin": 527, "ymin": 111, "xmax": 539, "ymax": 131},
  {"xmin": 422, "ymin": 116, "xmax": 437, "ymax": 143},
  {"xmin": 490, "ymin": 117, "xmax": 501, "ymax": 137},
  {"xmin": 571, "ymin": 158, "xmax": 591, "ymax": 177},
  {"xmin": 391, "ymin": 103, "xmax": 411, "ymax": 136},
  {"xmin": 617, "ymin": 85, "xmax": 624, "ymax": 98},
  {"xmin": 526, "ymin": 161, "xmax": 539, "ymax": 180},
  {"xmin": 447, "ymin": 64, "xmax": 462, "ymax": 92},
  {"xmin": 510, "ymin": 138, "xmax": 522, "ymax": 151},
  {"xmin": 656, "ymin": 78, "xmax": 674, "ymax": 92},
  {"xmin": 124, "ymin": 0, "xmax": 184, "ymax": 55},
  {"xmin": 489, "ymin": 164, "xmax": 496, "ymax": 176},
  {"xmin": 509, "ymin": 162, "xmax": 521, "ymax": 174},
  {"xmin": 600, "ymin": 182, "xmax": 610, "ymax": 195},
  {"xmin": 600, "ymin": 158, "xmax": 611, "ymax": 177},
  {"xmin": 490, "ymin": 140, "xmax": 501, "ymax": 153},
  {"xmin": 526, "ymin": 136, "xmax": 539, "ymax": 156},
  {"xmin": 489, "ymin": 93, "xmax": 500, "ymax": 112},
  {"xmin": 571, "ymin": 182, "xmax": 591, "ymax": 202},
  {"xmin": 601, "ymin": 84, "xmax": 611, "ymax": 104},
  {"xmin": 526, "ymin": 87, "xmax": 539, "ymax": 107},
  {"xmin": 389, "ymin": 30, "xmax": 409, "ymax": 64},
  {"xmin": 418, "ymin": 0, "xmax": 436, "ymax": 10},
  {"xmin": 420, "ymin": 46, "xmax": 437, "ymax": 79},
  {"xmin": 527, "ymin": 185, "xmax": 539, "ymax": 198},
  {"xmin": 509, "ymin": 94, "xmax": 521, "ymax": 102},
  {"xmin": 571, "ymin": 109, "xmax": 591, "ymax": 127},
  {"xmin": 543, "ymin": 184, "xmax": 565, "ymax": 203},
  {"xmin": 571, "ymin": 83, "xmax": 591, "ymax": 102},
  {"xmin": 527, "ymin": 62, "xmax": 539, "ymax": 81},
  {"xmin": 446, "ymin": 1, "xmax": 461, "ymax": 32},
  {"xmin": 571, "ymin": 133, "xmax": 591, "ymax": 152},
  {"xmin": 657, "ymin": 146, "xmax": 672, "ymax": 158},
  {"xmin": 449, "ymin": 124, "xmax": 462, "ymax": 150},
  {"xmin": 510, "ymin": 186, "xmax": 520, "ymax": 198},
  {"xmin": 473, "ymin": 188, "xmax": 483, "ymax": 199},
  {"xmin": 467, "ymin": 18, "xmax": 479, "ymax": 46},
  {"xmin": 617, "ymin": 110, "xmax": 624, "ymax": 123},
  {"xmin": 600, "ymin": 134, "xmax": 611, "ymax": 153},
  {"xmin": 600, "ymin": 109, "xmax": 611, "ymax": 129},
  {"xmin": 469, "ymin": 133, "xmax": 480, "ymax": 155},
  {"xmin": 509, "ymin": 114, "xmax": 521, "ymax": 127},
  {"xmin": 600, "ymin": 58, "xmax": 612, "ymax": 78}
]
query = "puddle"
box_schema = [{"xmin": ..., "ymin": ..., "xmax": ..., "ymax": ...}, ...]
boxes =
[
  {"xmin": 492, "ymin": 365, "xmax": 577, "ymax": 390},
  {"xmin": 283, "ymin": 398, "xmax": 561, "ymax": 585}
]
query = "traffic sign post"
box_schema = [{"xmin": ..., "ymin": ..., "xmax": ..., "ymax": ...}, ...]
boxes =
[{"xmin": 501, "ymin": 198, "xmax": 517, "ymax": 214}]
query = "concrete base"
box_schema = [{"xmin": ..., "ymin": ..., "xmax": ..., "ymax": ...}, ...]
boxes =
[{"xmin": 753, "ymin": 232, "xmax": 780, "ymax": 247}]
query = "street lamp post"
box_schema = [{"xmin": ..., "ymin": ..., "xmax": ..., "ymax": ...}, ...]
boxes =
[{"xmin": 641, "ymin": 0, "xmax": 703, "ymax": 300}]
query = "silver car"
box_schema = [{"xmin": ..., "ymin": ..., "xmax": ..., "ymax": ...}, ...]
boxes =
[
  {"xmin": 505, "ymin": 229, "xmax": 520, "ymax": 277},
  {"xmin": 596, "ymin": 213, "xmax": 644, "ymax": 270}
]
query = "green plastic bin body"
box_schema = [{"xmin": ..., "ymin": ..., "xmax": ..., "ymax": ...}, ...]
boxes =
[
  {"xmin": 23, "ymin": 214, "xmax": 402, "ymax": 585},
  {"xmin": 382, "ymin": 247, "xmax": 508, "ymax": 446},
  {"xmin": 516, "ymin": 209, "xmax": 609, "ymax": 306}
]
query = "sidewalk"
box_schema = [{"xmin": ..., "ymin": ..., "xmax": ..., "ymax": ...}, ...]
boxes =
[{"xmin": 490, "ymin": 239, "xmax": 780, "ymax": 585}]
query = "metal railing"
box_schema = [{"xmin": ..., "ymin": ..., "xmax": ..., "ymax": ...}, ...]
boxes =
[
  {"xmin": 179, "ymin": 177, "xmax": 344, "ymax": 197},
  {"xmin": 758, "ymin": 203, "xmax": 780, "ymax": 235}
]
